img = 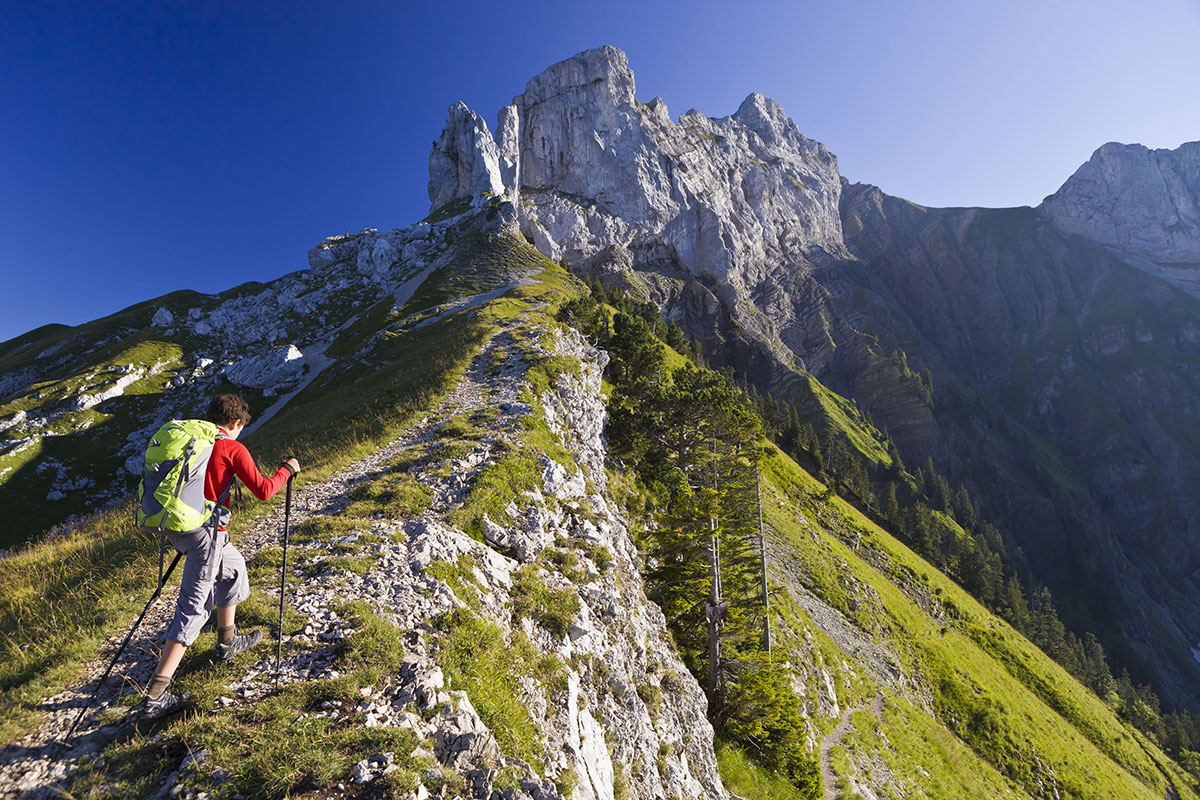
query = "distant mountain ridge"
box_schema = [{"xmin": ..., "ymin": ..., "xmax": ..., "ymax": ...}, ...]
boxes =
[{"xmin": 1042, "ymin": 140, "xmax": 1200, "ymax": 294}]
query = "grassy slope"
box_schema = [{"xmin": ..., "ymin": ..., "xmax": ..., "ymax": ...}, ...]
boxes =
[
  {"xmin": 0, "ymin": 230, "xmax": 577, "ymax": 744},
  {"xmin": 795, "ymin": 371, "xmax": 893, "ymax": 467},
  {"xmin": 758, "ymin": 443, "xmax": 1199, "ymax": 799}
]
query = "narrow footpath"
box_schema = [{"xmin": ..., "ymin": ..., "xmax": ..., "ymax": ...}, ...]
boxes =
[
  {"xmin": 819, "ymin": 692, "xmax": 885, "ymax": 800},
  {"xmin": 0, "ymin": 324, "xmax": 526, "ymax": 798}
]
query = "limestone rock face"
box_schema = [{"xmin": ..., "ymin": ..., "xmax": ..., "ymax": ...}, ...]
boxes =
[
  {"xmin": 428, "ymin": 101, "xmax": 507, "ymax": 211},
  {"xmin": 495, "ymin": 104, "xmax": 521, "ymax": 198},
  {"xmin": 515, "ymin": 46, "xmax": 659, "ymax": 224},
  {"xmin": 514, "ymin": 48, "xmax": 846, "ymax": 287},
  {"xmin": 529, "ymin": 327, "xmax": 726, "ymax": 800},
  {"xmin": 427, "ymin": 45, "xmax": 845, "ymax": 294},
  {"xmin": 1041, "ymin": 141, "xmax": 1200, "ymax": 294}
]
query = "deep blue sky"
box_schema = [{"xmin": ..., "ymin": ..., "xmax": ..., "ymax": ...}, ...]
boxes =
[{"xmin": 4, "ymin": 0, "xmax": 1199, "ymax": 344}]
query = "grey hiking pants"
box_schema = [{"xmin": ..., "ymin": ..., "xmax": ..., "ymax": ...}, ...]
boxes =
[{"xmin": 162, "ymin": 525, "xmax": 250, "ymax": 646}]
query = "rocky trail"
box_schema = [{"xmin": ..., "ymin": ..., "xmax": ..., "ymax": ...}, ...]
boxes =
[
  {"xmin": 819, "ymin": 692, "xmax": 884, "ymax": 800},
  {"xmin": 1, "ymin": 315, "xmax": 727, "ymax": 800},
  {"xmin": 0, "ymin": 322, "xmax": 538, "ymax": 799}
]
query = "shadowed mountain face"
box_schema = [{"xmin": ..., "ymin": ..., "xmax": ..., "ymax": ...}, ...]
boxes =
[
  {"xmin": 424, "ymin": 45, "xmax": 1200, "ymax": 705},
  {"xmin": 838, "ymin": 183, "xmax": 1200, "ymax": 704}
]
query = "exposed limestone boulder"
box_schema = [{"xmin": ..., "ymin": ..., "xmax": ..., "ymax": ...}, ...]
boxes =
[
  {"xmin": 150, "ymin": 307, "xmax": 173, "ymax": 327},
  {"xmin": 356, "ymin": 235, "xmax": 397, "ymax": 278},
  {"xmin": 225, "ymin": 345, "xmax": 304, "ymax": 390},
  {"xmin": 308, "ymin": 231, "xmax": 363, "ymax": 269}
]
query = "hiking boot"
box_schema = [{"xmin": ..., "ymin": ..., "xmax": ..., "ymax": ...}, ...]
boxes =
[
  {"xmin": 141, "ymin": 688, "xmax": 186, "ymax": 719},
  {"xmin": 216, "ymin": 628, "xmax": 263, "ymax": 663}
]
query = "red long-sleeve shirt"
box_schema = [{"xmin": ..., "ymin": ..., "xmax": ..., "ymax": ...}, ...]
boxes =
[{"xmin": 204, "ymin": 433, "xmax": 291, "ymax": 528}]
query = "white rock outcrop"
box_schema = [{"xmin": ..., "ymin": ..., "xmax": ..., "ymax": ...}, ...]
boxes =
[
  {"xmin": 73, "ymin": 369, "xmax": 144, "ymax": 412},
  {"xmin": 0, "ymin": 410, "xmax": 26, "ymax": 434},
  {"xmin": 356, "ymin": 235, "xmax": 397, "ymax": 278},
  {"xmin": 428, "ymin": 101, "xmax": 508, "ymax": 211},
  {"xmin": 225, "ymin": 345, "xmax": 304, "ymax": 390},
  {"xmin": 529, "ymin": 327, "xmax": 727, "ymax": 799}
]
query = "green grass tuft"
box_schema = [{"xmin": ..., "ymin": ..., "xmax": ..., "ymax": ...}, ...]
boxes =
[{"xmin": 510, "ymin": 565, "xmax": 580, "ymax": 639}]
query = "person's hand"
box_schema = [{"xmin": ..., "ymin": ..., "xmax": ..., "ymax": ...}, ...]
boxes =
[{"xmin": 283, "ymin": 457, "xmax": 300, "ymax": 475}]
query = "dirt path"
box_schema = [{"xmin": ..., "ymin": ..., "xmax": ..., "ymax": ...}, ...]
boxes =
[
  {"xmin": 820, "ymin": 691, "xmax": 884, "ymax": 800},
  {"xmin": 0, "ymin": 325, "xmax": 526, "ymax": 798}
]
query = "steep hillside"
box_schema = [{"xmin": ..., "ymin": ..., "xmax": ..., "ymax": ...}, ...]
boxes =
[
  {"xmin": 755, "ymin": 442, "xmax": 1199, "ymax": 800},
  {"xmin": 1, "ymin": 230, "xmax": 730, "ymax": 799},
  {"xmin": 574, "ymin": 287, "xmax": 1200, "ymax": 799}
]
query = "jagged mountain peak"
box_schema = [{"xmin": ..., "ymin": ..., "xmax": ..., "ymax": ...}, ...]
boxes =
[
  {"xmin": 427, "ymin": 101, "xmax": 508, "ymax": 211},
  {"xmin": 428, "ymin": 44, "xmax": 846, "ymax": 307},
  {"xmin": 732, "ymin": 91, "xmax": 796, "ymax": 147}
]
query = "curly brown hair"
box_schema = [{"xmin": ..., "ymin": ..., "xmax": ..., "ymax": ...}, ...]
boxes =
[{"xmin": 206, "ymin": 394, "xmax": 252, "ymax": 428}]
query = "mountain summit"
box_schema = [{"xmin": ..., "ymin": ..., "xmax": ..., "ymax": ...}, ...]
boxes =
[{"xmin": 430, "ymin": 45, "xmax": 845, "ymax": 289}]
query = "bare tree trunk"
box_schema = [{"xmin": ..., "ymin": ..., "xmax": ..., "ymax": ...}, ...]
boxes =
[
  {"xmin": 755, "ymin": 458, "xmax": 771, "ymax": 655},
  {"xmin": 708, "ymin": 459, "xmax": 722, "ymax": 701}
]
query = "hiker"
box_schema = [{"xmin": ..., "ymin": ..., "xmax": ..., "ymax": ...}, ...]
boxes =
[{"xmin": 142, "ymin": 394, "xmax": 300, "ymax": 716}]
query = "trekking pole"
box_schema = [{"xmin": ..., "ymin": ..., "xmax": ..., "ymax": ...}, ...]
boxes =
[
  {"xmin": 276, "ymin": 475, "xmax": 294, "ymax": 689},
  {"xmin": 62, "ymin": 550, "xmax": 184, "ymax": 748}
]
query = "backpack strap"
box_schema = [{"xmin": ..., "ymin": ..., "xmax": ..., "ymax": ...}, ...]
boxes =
[
  {"xmin": 198, "ymin": 431, "xmax": 238, "ymax": 583},
  {"xmin": 211, "ymin": 429, "xmax": 237, "ymax": 510},
  {"xmin": 201, "ymin": 474, "xmax": 238, "ymax": 585}
]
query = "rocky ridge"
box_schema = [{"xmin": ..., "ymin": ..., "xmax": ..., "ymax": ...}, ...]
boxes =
[{"xmin": 1, "ymin": 318, "xmax": 727, "ymax": 799}]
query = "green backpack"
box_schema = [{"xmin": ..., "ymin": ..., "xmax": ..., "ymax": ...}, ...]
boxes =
[{"xmin": 135, "ymin": 420, "xmax": 224, "ymax": 534}]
